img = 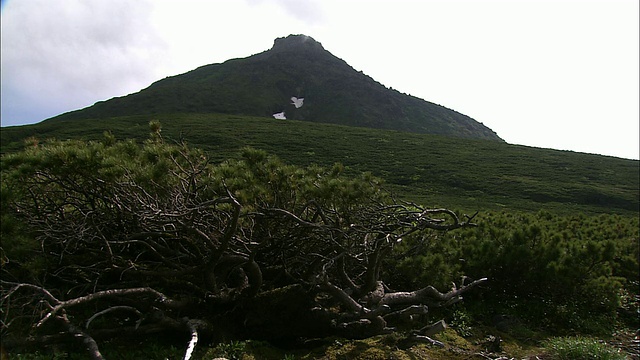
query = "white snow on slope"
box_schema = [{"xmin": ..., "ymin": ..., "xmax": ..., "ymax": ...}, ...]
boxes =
[
  {"xmin": 291, "ymin": 97, "xmax": 304, "ymax": 108},
  {"xmin": 273, "ymin": 111, "xmax": 286, "ymax": 119}
]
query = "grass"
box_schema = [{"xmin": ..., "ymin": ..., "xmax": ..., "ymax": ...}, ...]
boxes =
[
  {"xmin": 544, "ymin": 336, "xmax": 628, "ymax": 360},
  {"xmin": 2, "ymin": 112, "xmax": 637, "ymax": 215}
]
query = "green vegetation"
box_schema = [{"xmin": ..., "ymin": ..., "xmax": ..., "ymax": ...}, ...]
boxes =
[
  {"xmin": 0, "ymin": 131, "xmax": 487, "ymax": 358},
  {"xmin": 544, "ymin": 336, "xmax": 627, "ymax": 360},
  {"xmin": 8, "ymin": 341, "xmax": 185, "ymax": 360},
  {"xmin": 1, "ymin": 113, "xmax": 637, "ymax": 215},
  {"xmin": 2, "ymin": 33, "xmax": 637, "ymax": 360},
  {"xmin": 1, "ymin": 119, "xmax": 637, "ymax": 359},
  {"xmin": 392, "ymin": 210, "xmax": 639, "ymax": 334}
]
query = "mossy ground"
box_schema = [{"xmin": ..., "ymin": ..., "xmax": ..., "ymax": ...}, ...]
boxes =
[{"xmin": 9, "ymin": 323, "xmax": 638, "ymax": 359}]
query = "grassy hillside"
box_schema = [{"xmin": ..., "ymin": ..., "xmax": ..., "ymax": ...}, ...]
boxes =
[
  {"xmin": 46, "ymin": 35, "xmax": 502, "ymax": 141},
  {"xmin": 1, "ymin": 112, "xmax": 637, "ymax": 215}
]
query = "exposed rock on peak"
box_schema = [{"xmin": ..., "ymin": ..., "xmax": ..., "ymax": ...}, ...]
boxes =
[{"xmin": 271, "ymin": 34, "xmax": 325, "ymax": 53}]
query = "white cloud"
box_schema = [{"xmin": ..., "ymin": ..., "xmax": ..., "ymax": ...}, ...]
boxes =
[
  {"xmin": 1, "ymin": 0, "xmax": 166, "ymax": 125},
  {"xmin": 245, "ymin": 0, "xmax": 326, "ymax": 25}
]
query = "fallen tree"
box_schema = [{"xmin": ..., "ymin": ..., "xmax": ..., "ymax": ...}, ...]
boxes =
[{"xmin": 1, "ymin": 127, "xmax": 485, "ymax": 359}]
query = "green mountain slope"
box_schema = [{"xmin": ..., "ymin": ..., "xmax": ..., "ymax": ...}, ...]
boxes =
[
  {"xmin": 48, "ymin": 34, "xmax": 502, "ymax": 141},
  {"xmin": 2, "ymin": 113, "xmax": 637, "ymax": 215}
]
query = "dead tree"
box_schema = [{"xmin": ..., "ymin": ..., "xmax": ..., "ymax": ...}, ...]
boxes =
[{"xmin": 1, "ymin": 139, "xmax": 486, "ymax": 358}]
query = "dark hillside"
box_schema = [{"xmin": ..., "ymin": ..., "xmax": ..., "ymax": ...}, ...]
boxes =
[
  {"xmin": 2, "ymin": 113, "xmax": 637, "ymax": 215},
  {"xmin": 46, "ymin": 35, "xmax": 502, "ymax": 141}
]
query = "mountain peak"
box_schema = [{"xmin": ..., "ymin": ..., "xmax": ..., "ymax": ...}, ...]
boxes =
[
  {"xmin": 271, "ymin": 34, "xmax": 325, "ymax": 53},
  {"xmin": 49, "ymin": 34, "xmax": 503, "ymax": 141}
]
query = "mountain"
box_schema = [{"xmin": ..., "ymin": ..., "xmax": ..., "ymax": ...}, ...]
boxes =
[{"xmin": 48, "ymin": 34, "xmax": 502, "ymax": 141}]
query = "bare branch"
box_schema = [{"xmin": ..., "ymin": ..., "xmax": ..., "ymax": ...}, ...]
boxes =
[
  {"xmin": 263, "ymin": 208, "xmax": 328, "ymax": 228},
  {"xmin": 36, "ymin": 287, "xmax": 187, "ymax": 329},
  {"xmin": 321, "ymin": 281, "xmax": 365, "ymax": 314},
  {"xmin": 380, "ymin": 278, "xmax": 488, "ymax": 306},
  {"xmin": 409, "ymin": 334, "xmax": 445, "ymax": 348},
  {"xmin": 183, "ymin": 318, "xmax": 199, "ymax": 360},
  {"xmin": 60, "ymin": 313, "xmax": 105, "ymax": 360},
  {"xmin": 417, "ymin": 208, "xmax": 477, "ymax": 231},
  {"xmin": 1, "ymin": 282, "xmax": 60, "ymax": 305},
  {"xmin": 85, "ymin": 306, "xmax": 143, "ymax": 329}
]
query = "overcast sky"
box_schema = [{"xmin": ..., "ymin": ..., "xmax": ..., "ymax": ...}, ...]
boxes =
[{"xmin": 1, "ymin": 0, "xmax": 638, "ymax": 159}]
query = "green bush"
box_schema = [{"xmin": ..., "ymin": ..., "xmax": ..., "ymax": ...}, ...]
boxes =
[
  {"xmin": 209, "ymin": 340, "xmax": 247, "ymax": 360},
  {"xmin": 388, "ymin": 209, "xmax": 639, "ymax": 333}
]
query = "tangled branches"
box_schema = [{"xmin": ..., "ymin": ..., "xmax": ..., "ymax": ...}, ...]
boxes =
[{"xmin": 1, "ymin": 135, "xmax": 485, "ymax": 357}]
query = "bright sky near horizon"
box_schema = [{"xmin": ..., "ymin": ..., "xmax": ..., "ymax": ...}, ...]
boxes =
[{"xmin": 1, "ymin": 0, "xmax": 638, "ymax": 159}]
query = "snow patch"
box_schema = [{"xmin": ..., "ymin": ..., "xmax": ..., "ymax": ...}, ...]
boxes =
[
  {"xmin": 273, "ymin": 111, "xmax": 286, "ymax": 119},
  {"xmin": 291, "ymin": 97, "xmax": 304, "ymax": 108},
  {"xmin": 271, "ymin": 95, "xmax": 304, "ymax": 120}
]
